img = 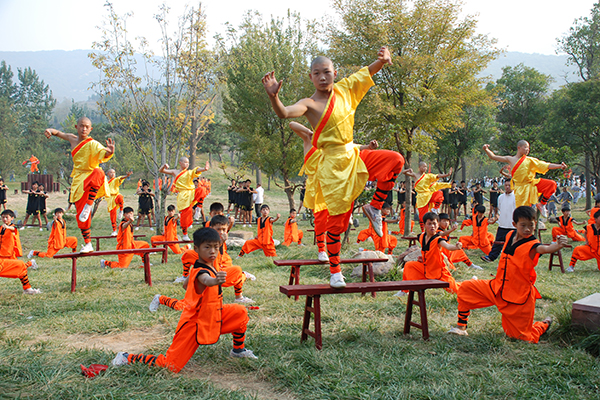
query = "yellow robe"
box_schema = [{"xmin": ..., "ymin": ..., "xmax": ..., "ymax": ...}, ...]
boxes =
[
  {"xmin": 415, "ymin": 173, "xmax": 451, "ymax": 209},
  {"xmin": 106, "ymin": 176, "xmax": 125, "ymax": 211},
  {"xmin": 511, "ymin": 156, "xmax": 550, "ymax": 207},
  {"xmin": 308, "ymin": 66, "xmax": 373, "ymax": 216},
  {"xmin": 174, "ymin": 169, "xmax": 202, "ymax": 211},
  {"xmin": 300, "ymin": 147, "xmax": 327, "ymax": 213},
  {"xmin": 70, "ymin": 138, "xmax": 112, "ymax": 203}
]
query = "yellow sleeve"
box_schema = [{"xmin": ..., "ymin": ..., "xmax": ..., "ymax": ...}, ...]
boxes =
[
  {"xmin": 528, "ymin": 157, "xmax": 550, "ymax": 175},
  {"xmin": 335, "ymin": 66, "xmax": 375, "ymax": 109}
]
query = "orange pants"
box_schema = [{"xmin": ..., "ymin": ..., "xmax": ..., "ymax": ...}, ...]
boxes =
[
  {"xmin": 417, "ymin": 190, "xmax": 445, "ymax": 229},
  {"xmin": 360, "ymin": 149, "xmax": 405, "ymax": 209},
  {"xmin": 570, "ymin": 245, "xmax": 600, "ymax": 270},
  {"xmin": 159, "ymin": 295, "xmax": 186, "ymax": 311},
  {"xmin": 240, "ymin": 238, "xmax": 277, "ymax": 257},
  {"xmin": 536, "ymin": 178, "xmax": 556, "ymax": 205},
  {"xmin": 283, "ymin": 230, "xmax": 303, "ymax": 246},
  {"xmin": 457, "ymin": 279, "xmax": 549, "ymax": 343},
  {"xmin": 105, "ymin": 241, "xmax": 150, "ymax": 268},
  {"xmin": 127, "ymin": 304, "xmax": 248, "ymax": 372},
  {"xmin": 357, "ymin": 229, "xmax": 397, "ymax": 254},
  {"xmin": 402, "ymin": 260, "xmax": 460, "ymax": 294},
  {"xmin": 448, "ymin": 249, "xmax": 472, "ymax": 267},
  {"xmin": 459, "ymin": 233, "xmax": 494, "ymax": 255},
  {"xmin": 314, "ymin": 208, "xmax": 352, "ymax": 274},
  {"xmin": 551, "ymin": 227, "xmax": 584, "ymax": 242},
  {"xmin": 151, "ymin": 235, "xmax": 182, "ymax": 254},
  {"xmin": 75, "ymin": 168, "xmax": 105, "ymax": 244},
  {"xmin": 392, "ymin": 219, "xmax": 414, "ymax": 235},
  {"xmin": 109, "ymin": 194, "xmax": 125, "ymax": 231},
  {"xmin": 180, "ymin": 207, "xmax": 193, "ymax": 235},
  {"xmin": 0, "ymin": 259, "xmax": 32, "ymax": 290},
  {"xmin": 34, "ymin": 237, "xmax": 78, "ymax": 258}
]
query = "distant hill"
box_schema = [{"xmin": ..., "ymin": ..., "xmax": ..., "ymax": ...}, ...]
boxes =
[{"xmin": 0, "ymin": 50, "xmax": 582, "ymax": 103}]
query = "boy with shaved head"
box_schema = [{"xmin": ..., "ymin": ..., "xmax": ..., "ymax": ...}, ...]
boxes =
[
  {"xmin": 44, "ymin": 117, "xmax": 114, "ymax": 253},
  {"xmin": 105, "ymin": 169, "xmax": 132, "ymax": 236},
  {"xmin": 160, "ymin": 157, "xmax": 209, "ymax": 241},
  {"xmin": 483, "ymin": 140, "xmax": 567, "ymax": 216},
  {"xmin": 262, "ymin": 47, "xmax": 407, "ymax": 288}
]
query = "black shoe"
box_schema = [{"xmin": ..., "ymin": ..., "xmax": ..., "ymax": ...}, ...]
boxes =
[{"xmin": 480, "ymin": 255, "xmax": 492, "ymax": 263}]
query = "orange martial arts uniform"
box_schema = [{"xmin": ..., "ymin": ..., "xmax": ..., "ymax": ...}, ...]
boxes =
[
  {"xmin": 32, "ymin": 219, "xmax": 77, "ymax": 258},
  {"xmin": 456, "ymin": 231, "xmax": 549, "ymax": 343},
  {"xmin": 193, "ymin": 185, "xmax": 207, "ymax": 209},
  {"xmin": 0, "ymin": 225, "xmax": 35, "ymax": 275},
  {"xmin": 438, "ymin": 228, "xmax": 474, "ymax": 270},
  {"xmin": 239, "ymin": 216, "xmax": 277, "ymax": 257},
  {"xmin": 510, "ymin": 155, "xmax": 556, "ymax": 207},
  {"xmin": 459, "ymin": 214, "xmax": 495, "ymax": 255},
  {"xmin": 588, "ymin": 207, "xmax": 600, "ymax": 225},
  {"xmin": 283, "ymin": 217, "xmax": 303, "ymax": 246},
  {"xmin": 24, "ymin": 156, "xmax": 39, "ymax": 173},
  {"xmin": 357, "ymin": 218, "xmax": 397, "ymax": 254},
  {"xmin": 173, "ymin": 169, "xmax": 202, "ymax": 236},
  {"xmin": 105, "ymin": 220, "xmax": 150, "ymax": 268},
  {"xmin": 151, "ymin": 216, "xmax": 182, "ymax": 254},
  {"xmin": 70, "ymin": 137, "xmax": 112, "ymax": 244},
  {"xmin": 552, "ymin": 215, "xmax": 585, "ymax": 242},
  {"xmin": 392, "ymin": 208, "xmax": 414, "ymax": 235},
  {"xmin": 402, "ymin": 232, "xmax": 460, "ymax": 294},
  {"xmin": 414, "ymin": 173, "xmax": 451, "ymax": 229},
  {"xmin": 126, "ymin": 260, "xmax": 249, "ymax": 372},
  {"xmin": 107, "ymin": 176, "xmax": 126, "ymax": 232},
  {"xmin": 0, "ymin": 259, "xmax": 34, "ymax": 291},
  {"xmin": 569, "ymin": 223, "xmax": 600, "ymax": 270}
]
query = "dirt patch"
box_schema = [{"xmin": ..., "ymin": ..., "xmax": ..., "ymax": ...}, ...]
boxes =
[{"xmin": 63, "ymin": 326, "xmax": 169, "ymax": 353}]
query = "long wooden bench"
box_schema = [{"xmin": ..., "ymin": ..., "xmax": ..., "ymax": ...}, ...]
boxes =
[
  {"xmin": 151, "ymin": 240, "xmax": 193, "ymax": 262},
  {"xmin": 273, "ymin": 258, "xmax": 388, "ymax": 300},
  {"xmin": 279, "ymin": 279, "xmax": 449, "ymax": 349},
  {"xmin": 90, "ymin": 235, "xmax": 146, "ymax": 251},
  {"xmin": 54, "ymin": 247, "xmax": 167, "ymax": 293}
]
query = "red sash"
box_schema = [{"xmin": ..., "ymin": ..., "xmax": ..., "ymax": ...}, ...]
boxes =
[
  {"xmin": 71, "ymin": 137, "xmax": 93, "ymax": 158},
  {"xmin": 311, "ymin": 92, "xmax": 336, "ymax": 148},
  {"xmin": 173, "ymin": 169, "xmax": 187, "ymax": 187},
  {"xmin": 511, "ymin": 155, "xmax": 526, "ymax": 177},
  {"xmin": 304, "ymin": 147, "xmax": 317, "ymax": 163}
]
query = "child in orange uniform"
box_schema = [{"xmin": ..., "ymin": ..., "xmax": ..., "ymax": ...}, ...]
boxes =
[
  {"xmin": 438, "ymin": 213, "xmax": 482, "ymax": 270},
  {"xmin": 193, "ymin": 178, "xmax": 208, "ymax": 222},
  {"xmin": 585, "ymin": 195, "xmax": 600, "ymax": 225},
  {"xmin": 400, "ymin": 212, "xmax": 465, "ymax": 295},
  {"xmin": 357, "ymin": 203, "xmax": 398, "ymax": 254},
  {"xmin": 0, "ymin": 210, "xmax": 39, "ymax": 288},
  {"xmin": 151, "ymin": 205, "xmax": 183, "ymax": 255},
  {"xmin": 114, "ymin": 227, "xmax": 257, "ymax": 372},
  {"xmin": 238, "ymin": 204, "xmax": 280, "ymax": 257},
  {"xmin": 106, "ymin": 169, "xmax": 132, "ymax": 236},
  {"xmin": 567, "ymin": 209, "xmax": 600, "ymax": 272},
  {"xmin": 44, "ymin": 117, "xmax": 114, "ymax": 253},
  {"xmin": 448, "ymin": 206, "xmax": 565, "ymax": 342},
  {"xmin": 551, "ymin": 205, "xmax": 585, "ymax": 242},
  {"xmin": 283, "ymin": 208, "xmax": 304, "ymax": 246},
  {"xmin": 391, "ymin": 202, "xmax": 415, "ymax": 236},
  {"xmin": 28, "ymin": 208, "xmax": 77, "ymax": 258},
  {"xmin": 101, "ymin": 207, "xmax": 150, "ymax": 268},
  {"xmin": 459, "ymin": 205, "xmax": 496, "ymax": 255}
]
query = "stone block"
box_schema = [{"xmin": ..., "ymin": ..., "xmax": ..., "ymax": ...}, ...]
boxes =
[{"xmin": 572, "ymin": 293, "xmax": 600, "ymax": 332}]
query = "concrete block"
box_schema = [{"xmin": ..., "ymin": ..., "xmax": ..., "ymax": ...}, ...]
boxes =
[{"xmin": 572, "ymin": 293, "xmax": 600, "ymax": 332}]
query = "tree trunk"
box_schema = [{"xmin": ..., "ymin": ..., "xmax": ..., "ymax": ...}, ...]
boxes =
[
  {"xmin": 268, "ymin": 175, "xmax": 271, "ymax": 190},
  {"xmin": 283, "ymin": 175, "xmax": 296, "ymax": 211},
  {"xmin": 404, "ymin": 151, "xmax": 413, "ymax": 235},
  {"xmin": 256, "ymin": 168, "xmax": 262, "ymax": 186},
  {"xmin": 586, "ymin": 152, "xmax": 592, "ymax": 209},
  {"xmin": 461, "ymin": 158, "xmax": 466, "ymax": 183}
]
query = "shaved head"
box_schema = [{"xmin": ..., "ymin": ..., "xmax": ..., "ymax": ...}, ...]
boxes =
[
  {"xmin": 179, "ymin": 156, "xmax": 189, "ymax": 164},
  {"xmin": 311, "ymin": 56, "xmax": 334, "ymax": 71},
  {"xmin": 517, "ymin": 140, "xmax": 529, "ymax": 148},
  {"xmin": 77, "ymin": 116, "xmax": 91, "ymax": 125},
  {"xmin": 419, "ymin": 161, "xmax": 427, "ymax": 167}
]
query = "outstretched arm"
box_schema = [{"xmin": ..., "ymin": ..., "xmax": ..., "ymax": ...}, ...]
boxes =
[
  {"xmin": 262, "ymin": 72, "xmax": 310, "ymax": 119},
  {"xmin": 368, "ymin": 47, "xmax": 393, "ymax": 76},
  {"xmin": 440, "ymin": 240, "xmax": 463, "ymax": 252},
  {"xmin": 358, "ymin": 140, "xmax": 378, "ymax": 151},
  {"xmin": 194, "ymin": 160, "xmax": 210, "ymax": 174},
  {"xmin": 548, "ymin": 162, "xmax": 568, "ymax": 170},
  {"xmin": 437, "ymin": 167, "xmax": 453, "ymax": 179},
  {"xmin": 534, "ymin": 235, "xmax": 567, "ymax": 255},
  {"xmin": 270, "ymin": 213, "xmax": 281, "ymax": 223},
  {"xmin": 159, "ymin": 164, "xmax": 178, "ymax": 177},
  {"xmin": 483, "ymin": 144, "xmax": 511, "ymax": 163},
  {"xmin": 44, "ymin": 128, "xmax": 78, "ymax": 147}
]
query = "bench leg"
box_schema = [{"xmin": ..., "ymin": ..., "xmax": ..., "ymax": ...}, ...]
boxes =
[
  {"xmin": 144, "ymin": 253, "xmax": 152, "ymax": 286},
  {"xmin": 361, "ymin": 262, "xmax": 376, "ymax": 298},
  {"xmin": 288, "ymin": 266, "xmax": 300, "ymax": 301},
  {"xmin": 163, "ymin": 245, "xmax": 168, "ymax": 263},
  {"xmin": 548, "ymin": 252, "xmax": 554, "ymax": 271},
  {"xmin": 313, "ymin": 232, "xmax": 316, "ymax": 246},
  {"xmin": 71, "ymin": 258, "xmax": 77, "ymax": 293},
  {"xmin": 301, "ymin": 295, "xmax": 323, "ymax": 350},
  {"xmin": 417, "ymin": 290, "xmax": 430, "ymax": 340},
  {"xmin": 95, "ymin": 238, "xmax": 100, "ymax": 252},
  {"xmin": 558, "ymin": 249, "xmax": 565, "ymax": 273},
  {"xmin": 403, "ymin": 290, "xmax": 415, "ymax": 335}
]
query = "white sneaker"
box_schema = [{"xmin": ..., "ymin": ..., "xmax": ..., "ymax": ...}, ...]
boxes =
[
  {"xmin": 393, "ymin": 290, "xmax": 407, "ymax": 297},
  {"xmin": 150, "ymin": 227, "xmax": 154, "ymax": 231},
  {"xmin": 182, "ymin": 234, "xmax": 190, "ymax": 241},
  {"xmin": 20, "ymin": 226, "xmax": 25, "ymax": 230},
  {"xmin": 149, "ymin": 294, "xmax": 161, "ymax": 312},
  {"xmin": 29, "ymin": 259, "xmax": 38, "ymax": 270},
  {"xmin": 540, "ymin": 204, "xmax": 548, "ymax": 218},
  {"xmin": 472, "ymin": 276, "xmax": 478, "ymax": 280},
  {"xmin": 112, "ymin": 352, "xmax": 129, "ymax": 366},
  {"xmin": 363, "ymin": 204, "xmax": 383, "ymax": 237},
  {"xmin": 40, "ymin": 228, "xmax": 43, "ymax": 231},
  {"xmin": 447, "ymin": 326, "xmax": 468, "ymax": 336},
  {"xmin": 118, "ymin": 210, "xmax": 123, "ymax": 220},
  {"xmin": 78, "ymin": 203, "xmax": 92, "ymax": 223},
  {"xmin": 566, "ymin": 266, "xmax": 575, "ymax": 273},
  {"xmin": 111, "ymin": 230, "xmax": 118, "ymax": 237},
  {"xmin": 243, "ymin": 271, "xmax": 256, "ymax": 281},
  {"xmin": 135, "ymin": 227, "xmax": 140, "ymax": 231},
  {"xmin": 173, "ymin": 276, "xmax": 186, "ymax": 283},
  {"xmin": 80, "ymin": 242, "xmax": 94, "ymax": 253},
  {"xmin": 23, "ymin": 288, "xmax": 41, "ymax": 294},
  {"xmin": 234, "ymin": 296, "xmax": 255, "ymax": 304},
  {"xmin": 230, "ymin": 348, "xmax": 258, "ymax": 359},
  {"xmin": 329, "ymin": 272, "xmax": 346, "ymax": 289},
  {"xmin": 28, "ymin": 250, "xmax": 35, "ymax": 259},
  {"xmin": 100, "ymin": 259, "xmax": 106, "ymax": 268},
  {"xmin": 432, "ymin": 208, "xmax": 440, "ymax": 214},
  {"xmin": 469, "ymin": 264, "xmax": 483, "ymax": 270},
  {"xmin": 317, "ymin": 251, "xmax": 329, "ymax": 262}
]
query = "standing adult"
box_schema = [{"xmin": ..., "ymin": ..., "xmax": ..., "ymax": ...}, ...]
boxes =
[
  {"xmin": 481, "ymin": 180, "xmax": 516, "ymax": 262},
  {"xmin": 253, "ymin": 183, "xmax": 264, "ymax": 219}
]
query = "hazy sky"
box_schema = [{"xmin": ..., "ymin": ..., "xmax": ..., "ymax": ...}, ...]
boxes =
[{"xmin": 0, "ymin": 0, "xmax": 597, "ymax": 55}]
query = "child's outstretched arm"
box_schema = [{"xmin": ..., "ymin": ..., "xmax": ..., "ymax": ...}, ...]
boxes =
[
  {"xmin": 44, "ymin": 128, "xmax": 78, "ymax": 146},
  {"xmin": 440, "ymin": 240, "xmax": 463, "ymax": 252},
  {"xmin": 483, "ymin": 144, "xmax": 511, "ymax": 163},
  {"xmin": 534, "ymin": 235, "xmax": 568, "ymax": 256},
  {"xmin": 436, "ymin": 167, "xmax": 453, "ymax": 179},
  {"xmin": 198, "ymin": 270, "xmax": 226, "ymax": 288},
  {"xmin": 368, "ymin": 47, "xmax": 393, "ymax": 76},
  {"xmin": 262, "ymin": 72, "xmax": 310, "ymax": 119},
  {"xmin": 194, "ymin": 160, "xmax": 210, "ymax": 174},
  {"xmin": 270, "ymin": 213, "xmax": 281, "ymax": 223},
  {"xmin": 358, "ymin": 140, "xmax": 378, "ymax": 151},
  {"xmin": 159, "ymin": 164, "xmax": 179, "ymax": 177}
]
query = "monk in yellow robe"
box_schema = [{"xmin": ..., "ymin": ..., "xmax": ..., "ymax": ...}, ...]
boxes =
[
  {"xmin": 483, "ymin": 141, "xmax": 567, "ymax": 215},
  {"xmin": 159, "ymin": 157, "xmax": 209, "ymax": 241},
  {"xmin": 406, "ymin": 162, "xmax": 453, "ymax": 231},
  {"xmin": 263, "ymin": 47, "xmax": 408, "ymax": 288},
  {"xmin": 44, "ymin": 117, "xmax": 114, "ymax": 253},
  {"xmin": 105, "ymin": 169, "xmax": 132, "ymax": 235}
]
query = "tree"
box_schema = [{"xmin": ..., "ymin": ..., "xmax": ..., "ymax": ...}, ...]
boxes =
[
  {"xmin": 557, "ymin": 2, "xmax": 600, "ymax": 81},
  {"xmin": 220, "ymin": 11, "xmax": 317, "ymax": 209}
]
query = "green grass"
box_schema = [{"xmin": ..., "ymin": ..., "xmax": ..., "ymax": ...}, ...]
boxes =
[{"xmin": 1, "ymin": 169, "xmax": 600, "ymax": 399}]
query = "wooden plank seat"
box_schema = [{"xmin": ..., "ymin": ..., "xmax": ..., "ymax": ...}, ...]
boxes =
[
  {"xmin": 273, "ymin": 258, "xmax": 388, "ymax": 300},
  {"xmin": 279, "ymin": 279, "xmax": 450, "ymax": 349},
  {"xmin": 90, "ymin": 235, "xmax": 146, "ymax": 251},
  {"xmin": 151, "ymin": 240, "xmax": 193, "ymax": 263},
  {"xmin": 54, "ymin": 247, "xmax": 167, "ymax": 293},
  {"xmin": 401, "ymin": 236, "xmax": 419, "ymax": 247}
]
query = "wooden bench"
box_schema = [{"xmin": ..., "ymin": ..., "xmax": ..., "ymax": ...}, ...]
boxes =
[
  {"xmin": 279, "ymin": 279, "xmax": 450, "ymax": 349},
  {"xmin": 307, "ymin": 228, "xmax": 355, "ymax": 245},
  {"xmin": 151, "ymin": 240, "xmax": 193, "ymax": 262},
  {"xmin": 54, "ymin": 247, "xmax": 167, "ymax": 293},
  {"xmin": 548, "ymin": 244, "xmax": 572, "ymax": 273},
  {"xmin": 401, "ymin": 236, "xmax": 419, "ymax": 247},
  {"xmin": 90, "ymin": 235, "xmax": 146, "ymax": 251},
  {"xmin": 273, "ymin": 258, "xmax": 388, "ymax": 300}
]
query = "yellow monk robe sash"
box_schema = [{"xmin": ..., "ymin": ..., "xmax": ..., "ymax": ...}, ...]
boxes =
[
  {"xmin": 106, "ymin": 176, "xmax": 126, "ymax": 211},
  {"xmin": 310, "ymin": 66, "xmax": 373, "ymax": 216},
  {"xmin": 510, "ymin": 155, "xmax": 550, "ymax": 207},
  {"xmin": 300, "ymin": 147, "xmax": 327, "ymax": 213},
  {"xmin": 415, "ymin": 173, "xmax": 452, "ymax": 209},
  {"xmin": 70, "ymin": 137, "xmax": 112, "ymax": 203},
  {"xmin": 174, "ymin": 168, "xmax": 202, "ymax": 211}
]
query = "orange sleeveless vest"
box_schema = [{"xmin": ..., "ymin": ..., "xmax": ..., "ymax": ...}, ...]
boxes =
[
  {"xmin": 419, "ymin": 232, "xmax": 447, "ymax": 279},
  {"xmin": 585, "ymin": 224, "xmax": 600, "ymax": 255},
  {"xmin": 117, "ymin": 221, "xmax": 134, "ymax": 249}
]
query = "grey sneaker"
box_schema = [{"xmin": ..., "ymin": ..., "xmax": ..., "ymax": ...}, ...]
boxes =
[
  {"xmin": 234, "ymin": 296, "xmax": 255, "ymax": 304},
  {"xmin": 23, "ymin": 288, "xmax": 41, "ymax": 294},
  {"xmin": 243, "ymin": 271, "xmax": 256, "ymax": 281},
  {"xmin": 566, "ymin": 266, "xmax": 575, "ymax": 273},
  {"xmin": 112, "ymin": 352, "xmax": 129, "ymax": 366},
  {"xmin": 149, "ymin": 294, "xmax": 161, "ymax": 312},
  {"xmin": 100, "ymin": 259, "xmax": 107, "ymax": 269},
  {"xmin": 317, "ymin": 251, "xmax": 329, "ymax": 262},
  {"xmin": 173, "ymin": 276, "xmax": 186, "ymax": 283},
  {"xmin": 447, "ymin": 326, "xmax": 468, "ymax": 336},
  {"xmin": 469, "ymin": 263, "xmax": 483, "ymax": 270},
  {"xmin": 29, "ymin": 259, "xmax": 38, "ymax": 270},
  {"xmin": 329, "ymin": 272, "xmax": 346, "ymax": 289},
  {"xmin": 230, "ymin": 348, "xmax": 258, "ymax": 359},
  {"xmin": 363, "ymin": 204, "xmax": 383, "ymax": 237},
  {"xmin": 28, "ymin": 250, "xmax": 34, "ymax": 259}
]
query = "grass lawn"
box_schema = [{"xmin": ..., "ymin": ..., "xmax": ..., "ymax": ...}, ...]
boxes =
[{"xmin": 1, "ymin": 169, "xmax": 599, "ymax": 399}]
